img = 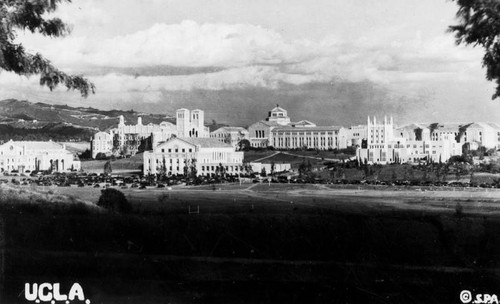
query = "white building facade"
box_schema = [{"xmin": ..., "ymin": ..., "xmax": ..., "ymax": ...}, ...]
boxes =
[
  {"xmin": 356, "ymin": 117, "xmax": 462, "ymax": 164},
  {"xmin": 0, "ymin": 140, "xmax": 81, "ymax": 173},
  {"xmin": 210, "ymin": 127, "xmax": 249, "ymax": 149},
  {"xmin": 248, "ymin": 105, "xmax": 347, "ymax": 150},
  {"xmin": 91, "ymin": 109, "xmax": 210, "ymax": 158},
  {"xmin": 90, "ymin": 131, "xmax": 113, "ymax": 158},
  {"xmin": 271, "ymin": 126, "xmax": 343, "ymax": 150},
  {"xmin": 143, "ymin": 137, "xmax": 244, "ymax": 177},
  {"xmin": 463, "ymin": 122, "xmax": 500, "ymax": 149}
]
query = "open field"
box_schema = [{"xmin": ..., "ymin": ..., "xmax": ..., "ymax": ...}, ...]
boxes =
[
  {"xmin": 80, "ymin": 153, "xmax": 143, "ymax": 174},
  {"xmin": 44, "ymin": 182, "xmax": 500, "ymax": 215},
  {"xmin": 243, "ymin": 150, "xmax": 354, "ymax": 164},
  {"xmin": 3, "ymin": 184, "xmax": 500, "ymax": 303}
]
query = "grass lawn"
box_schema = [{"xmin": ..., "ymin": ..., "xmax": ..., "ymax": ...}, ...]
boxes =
[
  {"xmin": 243, "ymin": 150, "xmax": 355, "ymax": 164},
  {"xmin": 243, "ymin": 150, "xmax": 277, "ymax": 162},
  {"xmin": 3, "ymin": 184, "xmax": 500, "ymax": 303},
  {"xmin": 81, "ymin": 153, "xmax": 143, "ymax": 173}
]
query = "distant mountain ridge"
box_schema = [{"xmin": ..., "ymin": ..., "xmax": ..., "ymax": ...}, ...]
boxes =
[
  {"xmin": 0, "ymin": 99, "xmax": 176, "ymax": 127},
  {"xmin": 0, "ymin": 99, "xmax": 175, "ymax": 142}
]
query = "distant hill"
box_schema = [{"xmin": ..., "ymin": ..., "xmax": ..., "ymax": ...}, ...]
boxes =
[{"xmin": 0, "ymin": 99, "xmax": 175, "ymax": 142}]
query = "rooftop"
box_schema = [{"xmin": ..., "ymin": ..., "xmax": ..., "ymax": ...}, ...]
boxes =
[
  {"xmin": 213, "ymin": 126, "xmax": 248, "ymax": 133},
  {"xmin": 2, "ymin": 140, "xmax": 65, "ymax": 150},
  {"xmin": 178, "ymin": 137, "xmax": 233, "ymax": 148},
  {"xmin": 273, "ymin": 126, "xmax": 342, "ymax": 132},
  {"xmin": 270, "ymin": 105, "xmax": 287, "ymax": 113}
]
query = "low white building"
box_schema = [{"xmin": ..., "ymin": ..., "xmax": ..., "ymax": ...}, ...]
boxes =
[
  {"xmin": 0, "ymin": 140, "xmax": 81, "ymax": 173},
  {"xmin": 271, "ymin": 126, "xmax": 343, "ymax": 150},
  {"xmin": 143, "ymin": 137, "xmax": 244, "ymax": 177}
]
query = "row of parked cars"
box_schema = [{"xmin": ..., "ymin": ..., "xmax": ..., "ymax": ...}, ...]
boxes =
[
  {"xmin": 2, "ymin": 171, "xmax": 249, "ymax": 189},
  {"xmin": 3, "ymin": 170, "xmax": 499, "ymax": 189}
]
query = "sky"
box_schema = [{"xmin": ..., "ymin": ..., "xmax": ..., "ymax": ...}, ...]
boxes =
[{"xmin": 1, "ymin": 0, "xmax": 500, "ymax": 126}]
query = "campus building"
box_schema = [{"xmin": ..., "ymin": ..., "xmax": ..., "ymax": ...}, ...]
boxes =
[
  {"xmin": 271, "ymin": 126, "xmax": 343, "ymax": 150},
  {"xmin": 0, "ymin": 140, "xmax": 81, "ymax": 173},
  {"xmin": 91, "ymin": 108, "xmax": 210, "ymax": 158},
  {"xmin": 248, "ymin": 105, "xmax": 291, "ymax": 148},
  {"xmin": 248, "ymin": 105, "xmax": 345, "ymax": 150},
  {"xmin": 342, "ymin": 125, "xmax": 368, "ymax": 148},
  {"xmin": 422, "ymin": 122, "xmax": 500, "ymax": 150},
  {"xmin": 356, "ymin": 117, "xmax": 462, "ymax": 164},
  {"xmin": 462, "ymin": 122, "xmax": 500, "ymax": 150},
  {"xmin": 143, "ymin": 137, "xmax": 244, "ymax": 177},
  {"xmin": 210, "ymin": 126, "xmax": 249, "ymax": 149},
  {"xmin": 90, "ymin": 131, "xmax": 113, "ymax": 159}
]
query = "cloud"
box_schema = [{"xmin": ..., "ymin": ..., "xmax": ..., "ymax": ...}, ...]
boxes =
[{"xmin": 12, "ymin": 19, "xmax": 486, "ymax": 100}]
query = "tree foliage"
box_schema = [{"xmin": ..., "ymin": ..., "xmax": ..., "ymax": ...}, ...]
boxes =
[
  {"xmin": 97, "ymin": 188, "xmax": 131, "ymax": 213},
  {"xmin": 449, "ymin": 0, "xmax": 500, "ymax": 99},
  {"xmin": 0, "ymin": 0, "xmax": 95, "ymax": 97},
  {"xmin": 104, "ymin": 160, "xmax": 112, "ymax": 175}
]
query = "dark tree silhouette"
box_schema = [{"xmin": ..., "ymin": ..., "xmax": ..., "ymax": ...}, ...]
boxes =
[
  {"xmin": 0, "ymin": 0, "xmax": 95, "ymax": 97},
  {"xmin": 97, "ymin": 189, "xmax": 131, "ymax": 213},
  {"xmin": 449, "ymin": 1, "xmax": 500, "ymax": 99},
  {"xmin": 104, "ymin": 160, "xmax": 112, "ymax": 175}
]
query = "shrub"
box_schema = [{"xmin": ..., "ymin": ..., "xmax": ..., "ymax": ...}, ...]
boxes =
[
  {"xmin": 95, "ymin": 152, "xmax": 107, "ymax": 160},
  {"xmin": 97, "ymin": 188, "xmax": 131, "ymax": 213}
]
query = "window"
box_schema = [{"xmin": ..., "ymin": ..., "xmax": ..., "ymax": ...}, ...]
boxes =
[
  {"xmin": 182, "ymin": 149, "xmax": 185, "ymax": 152},
  {"xmin": 189, "ymin": 149, "xmax": 192, "ymax": 152},
  {"xmin": 168, "ymin": 149, "xmax": 171, "ymax": 153},
  {"xmin": 175, "ymin": 149, "xmax": 178, "ymax": 153},
  {"xmin": 161, "ymin": 149, "xmax": 165, "ymax": 153}
]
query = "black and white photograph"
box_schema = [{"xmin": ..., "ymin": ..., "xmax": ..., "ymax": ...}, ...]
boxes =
[{"xmin": 1, "ymin": 0, "xmax": 500, "ymax": 303}]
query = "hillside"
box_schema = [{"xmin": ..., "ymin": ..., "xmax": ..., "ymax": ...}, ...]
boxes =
[
  {"xmin": 0, "ymin": 99, "xmax": 176, "ymax": 142},
  {"xmin": 0, "ymin": 99, "xmax": 175, "ymax": 130}
]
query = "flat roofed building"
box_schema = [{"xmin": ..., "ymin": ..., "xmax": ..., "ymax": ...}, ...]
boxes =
[
  {"xmin": 271, "ymin": 126, "xmax": 343, "ymax": 150},
  {"xmin": 0, "ymin": 140, "xmax": 81, "ymax": 173},
  {"xmin": 342, "ymin": 125, "xmax": 368, "ymax": 148}
]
